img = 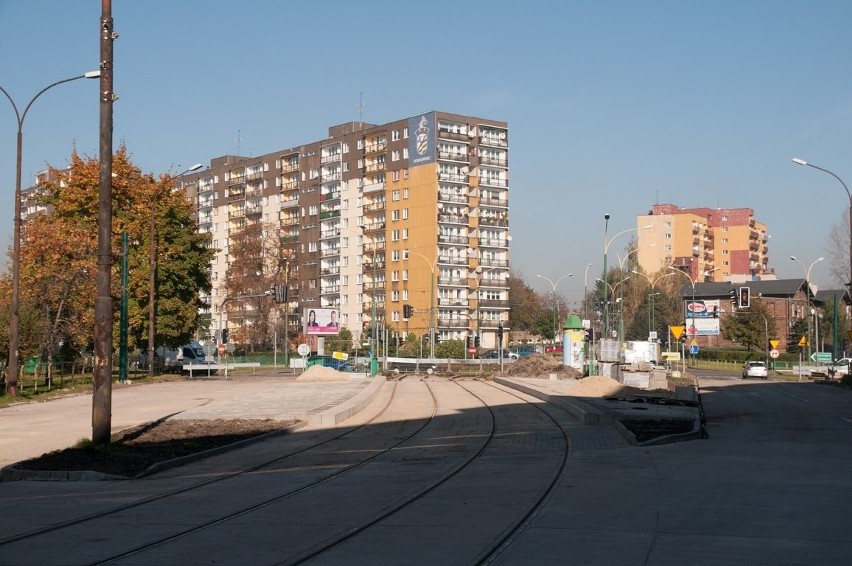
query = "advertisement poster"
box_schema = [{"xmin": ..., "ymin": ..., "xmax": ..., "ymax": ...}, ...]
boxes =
[
  {"xmin": 685, "ymin": 299, "xmax": 721, "ymax": 336},
  {"xmin": 408, "ymin": 112, "xmax": 436, "ymax": 167},
  {"xmin": 304, "ymin": 308, "xmax": 341, "ymax": 336}
]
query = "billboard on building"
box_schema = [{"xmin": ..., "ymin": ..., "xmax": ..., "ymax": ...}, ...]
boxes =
[
  {"xmin": 408, "ymin": 112, "xmax": 436, "ymax": 167},
  {"xmin": 304, "ymin": 308, "xmax": 341, "ymax": 336},
  {"xmin": 685, "ymin": 299, "xmax": 721, "ymax": 336}
]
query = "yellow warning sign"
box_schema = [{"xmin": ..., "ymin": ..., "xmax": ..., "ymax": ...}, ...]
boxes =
[
  {"xmin": 690, "ymin": 339, "xmax": 698, "ymax": 346},
  {"xmin": 769, "ymin": 339, "xmax": 779, "ymax": 349},
  {"xmin": 670, "ymin": 325, "xmax": 685, "ymax": 340},
  {"xmin": 798, "ymin": 336, "xmax": 808, "ymax": 347}
]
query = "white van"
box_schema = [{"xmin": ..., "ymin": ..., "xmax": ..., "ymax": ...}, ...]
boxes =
[{"xmin": 139, "ymin": 341, "xmax": 216, "ymax": 374}]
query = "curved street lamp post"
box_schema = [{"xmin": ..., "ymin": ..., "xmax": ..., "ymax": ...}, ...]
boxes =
[
  {"xmin": 790, "ymin": 256, "xmax": 824, "ymax": 363},
  {"xmin": 0, "ymin": 71, "xmax": 100, "ymax": 395},
  {"xmin": 537, "ymin": 273, "xmax": 572, "ymax": 346}
]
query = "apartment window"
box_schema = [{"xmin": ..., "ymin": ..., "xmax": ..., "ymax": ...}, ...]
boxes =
[
  {"xmin": 403, "ymin": 187, "xmax": 409, "ymax": 197},
  {"xmin": 723, "ymin": 260, "xmax": 730, "ymax": 266},
  {"xmin": 343, "ymin": 162, "xmax": 349, "ymax": 172},
  {"xmin": 402, "ymin": 289, "xmax": 409, "ymax": 300},
  {"xmin": 403, "ymin": 127, "xmax": 408, "ymax": 138},
  {"xmin": 392, "ymin": 170, "xmax": 400, "ymax": 181},
  {"xmin": 392, "ymin": 189, "xmax": 400, "ymax": 201},
  {"xmin": 402, "ymin": 249, "xmax": 410, "ymax": 260},
  {"xmin": 392, "ymin": 210, "xmax": 400, "ymax": 221},
  {"xmin": 664, "ymin": 233, "xmax": 672, "ymax": 239},
  {"xmin": 403, "ymin": 148, "xmax": 409, "ymax": 159},
  {"xmin": 722, "ymin": 227, "xmax": 728, "ymax": 232},
  {"xmin": 664, "ymin": 221, "xmax": 671, "ymax": 227},
  {"xmin": 664, "ymin": 244, "xmax": 672, "ymax": 251},
  {"xmin": 402, "ymin": 228, "xmax": 409, "ymax": 240},
  {"xmin": 357, "ymin": 139, "xmax": 364, "ymax": 149},
  {"xmin": 403, "ymin": 169, "xmax": 409, "ymax": 180},
  {"xmin": 391, "ymin": 290, "xmax": 400, "ymax": 301},
  {"xmin": 722, "ymin": 250, "xmax": 729, "ymax": 255},
  {"xmin": 342, "ymin": 143, "xmax": 349, "ymax": 153},
  {"xmin": 392, "ymin": 130, "xmax": 400, "ymax": 141},
  {"xmin": 722, "ymin": 238, "xmax": 728, "ymax": 243},
  {"xmin": 391, "ymin": 250, "xmax": 400, "ymax": 261},
  {"xmin": 392, "ymin": 150, "xmax": 400, "ymax": 162},
  {"xmin": 392, "ymin": 270, "xmax": 399, "ymax": 281},
  {"xmin": 392, "ymin": 230, "xmax": 400, "ymax": 241},
  {"xmin": 402, "ymin": 208, "xmax": 409, "ymax": 220}
]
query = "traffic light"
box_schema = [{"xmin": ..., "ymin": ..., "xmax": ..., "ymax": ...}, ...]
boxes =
[
  {"xmin": 221, "ymin": 328, "xmax": 229, "ymax": 344},
  {"xmin": 738, "ymin": 286, "xmax": 750, "ymax": 308},
  {"xmin": 403, "ymin": 304, "xmax": 413, "ymax": 319},
  {"xmin": 497, "ymin": 323, "xmax": 504, "ymax": 342},
  {"xmin": 474, "ymin": 335, "xmax": 480, "ymax": 347}
]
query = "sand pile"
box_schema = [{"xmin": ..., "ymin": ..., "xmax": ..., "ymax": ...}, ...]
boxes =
[
  {"xmin": 569, "ymin": 375, "xmax": 627, "ymax": 397},
  {"xmin": 504, "ymin": 354, "xmax": 582, "ymax": 379},
  {"xmin": 295, "ymin": 364, "xmax": 352, "ymax": 382}
]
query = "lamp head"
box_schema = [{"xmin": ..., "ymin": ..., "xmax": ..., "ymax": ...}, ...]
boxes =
[
  {"xmin": 604, "ymin": 213, "xmax": 611, "ymax": 220},
  {"xmin": 792, "ymin": 157, "xmax": 808, "ymax": 166}
]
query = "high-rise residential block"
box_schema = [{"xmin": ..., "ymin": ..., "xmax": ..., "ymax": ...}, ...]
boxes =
[{"xmin": 178, "ymin": 111, "xmax": 511, "ymax": 352}]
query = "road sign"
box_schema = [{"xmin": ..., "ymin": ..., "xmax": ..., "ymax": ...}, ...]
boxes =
[
  {"xmin": 661, "ymin": 351, "xmax": 681, "ymax": 361},
  {"xmin": 689, "ymin": 344, "xmax": 699, "ymax": 355},
  {"xmin": 770, "ymin": 349, "xmax": 780, "ymax": 359},
  {"xmin": 769, "ymin": 339, "xmax": 779, "ymax": 349},
  {"xmin": 468, "ymin": 347, "xmax": 477, "ymax": 355},
  {"xmin": 810, "ymin": 352, "xmax": 832, "ymax": 363},
  {"xmin": 297, "ymin": 343, "xmax": 310, "ymax": 356},
  {"xmin": 798, "ymin": 336, "xmax": 808, "ymax": 347},
  {"xmin": 670, "ymin": 325, "xmax": 685, "ymax": 340},
  {"xmin": 690, "ymin": 338, "xmax": 698, "ymax": 346}
]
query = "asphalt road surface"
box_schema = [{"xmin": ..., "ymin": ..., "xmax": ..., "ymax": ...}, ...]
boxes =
[{"xmin": 1, "ymin": 375, "xmax": 850, "ymax": 565}]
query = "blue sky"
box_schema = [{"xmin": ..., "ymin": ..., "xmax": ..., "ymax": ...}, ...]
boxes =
[{"xmin": 2, "ymin": 1, "xmax": 851, "ymax": 304}]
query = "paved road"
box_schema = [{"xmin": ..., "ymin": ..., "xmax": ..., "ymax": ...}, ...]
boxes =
[{"xmin": 1, "ymin": 375, "xmax": 850, "ymax": 565}]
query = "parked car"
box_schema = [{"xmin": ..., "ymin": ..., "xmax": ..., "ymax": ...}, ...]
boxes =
[
  {"xmin": 742, "ymin": 361, "xmax": 768, "ymax": 379},
  {"xmin": 829, "ymin": 358, "xmax": 852, "ymax": 376},
  {"xmin": 138, "ymin": 341, "xmax": 217, "ymax": 374},
  {"xmin": 510, "ymin": 346, "xmax": 536, "ymax": 358},
  {"xmin": 482, "ymin": 349, "xmax": 519, "ymax": 360}
]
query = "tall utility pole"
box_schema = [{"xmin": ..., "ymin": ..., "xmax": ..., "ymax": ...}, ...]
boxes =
[{"xmin": 92, "ymin": 0, "xmax": 115, "ymax": 445}]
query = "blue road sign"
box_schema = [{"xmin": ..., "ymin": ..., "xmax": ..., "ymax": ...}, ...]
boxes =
[{"xmin": 689, "ymin": 344, "xmax": 699, "ymax": 355}]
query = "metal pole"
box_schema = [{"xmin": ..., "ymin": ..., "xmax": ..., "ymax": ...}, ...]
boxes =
[
  {"xmin": 119, "ymin": 232, "xmax": 128, "ymax": 382},
  {"xmin": 92, "ymin": 0, "xmax": 115, "ymax": 445},
  {"xmin": 148, "ymin": 196, "xmax": 157, "ymax": 376},
  {"xmin": 371, "ymin": 250, "xmax": 378, "ymax": 376},
  {"xmin": 602, "ymin": 215, "xmax": 610, "ymax": 338}
]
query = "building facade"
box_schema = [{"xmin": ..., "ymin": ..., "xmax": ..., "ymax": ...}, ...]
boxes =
[
  {"xmin": 178, "ymin": 111, "xmax": 511, "ymax": 353},
  {"xmin": 637, "ymin": 203, "xmax": 769, "ymax": 282}
]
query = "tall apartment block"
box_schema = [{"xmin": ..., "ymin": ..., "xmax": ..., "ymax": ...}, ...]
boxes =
[
  {"xmin": 178, "ymin": 111, "xmax": 511, "ymax": 351},
  {"xmin": 637, "ymin": 203, "xmax": 769, "ymax": 282}
]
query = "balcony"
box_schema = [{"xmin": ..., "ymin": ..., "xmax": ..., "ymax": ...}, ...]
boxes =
[
  {"xmin": 479, "ymin": 238, "xmax": 509, "ymax": 248},
  {"xmin": 438, "ymin": 172, "xmax": 469, "ymax": 184},
  {"xmin": 281, "ymin": 197, "xmax": 299, "ymax": 209},
  {"xmin": 363, "ymin": 221, "xmax": 386, "ymax": 232},
  {"xmin": 438, "ymin": 192, "xmax": 468, "ymax": 205},
  {"xmin": 478, "ymin": 155, "xmax": 507, "ymax": 167},
  {"xmin": 479, "ymin": 131, "xmax": 508, "ymax": 148},
  {"xmin": 437, "ymin": 276, "xmax": 466, "ymax": 286},
  {"xmin": 479, "ymin": 196, "xmax": 508, "ymax": 207},
  {"xmin": 438, "ymin": 234, "xmax": 469, "ymax": 245},
  {"xmin": 438, "ymin": 214, "xmax": 468, "ymax": 225},
  {"xmin": 281, "ymin": 179, "xmax": 300, "ymax": 191},
  {"xmin": 438, "ymin": 149, "xmax": 470, "ymax": 163},
  {"xmin": 280, "ymin": 161, "xmax": 299, "ymax": 173},
  {"xmin": 364, "ymin": 140, "xmax": 387, "ymax": 153},
  {"xmin": 364, "ymin": 200, "xmax": 387, "ymax": 212}
]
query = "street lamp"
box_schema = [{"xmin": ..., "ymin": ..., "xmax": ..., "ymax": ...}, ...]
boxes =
[
  {"xmin": 792, "ymin": 158, "xmax": 850, "ymax": 291},
  {"xmin": 601, "ymin": 216, "xmax": 652, "ymax": 339},
  {"xmin": 631, "ymin": 270, "xmax": 677, "ymax": 339},
  {"xmin": 0, "ymin": 71, "xmax": 100, "ymax": 395},
  {"xmin": 583, "ymin": 262, "xmax": 593, "ymax": 322},
  {"xmin": 537, "ymin": 273, "xmax": 573, "ymax": 346},
  {"xmin": 790, "ymin": 255, "xmax": 824, "ymax": 362},
  {"xmin": 148, "ymin": 163, "xmax": 203, "ymax": 376},
  {"xmin": 410, "ymin": 250, "xmax": 437, "ymax": 359}
]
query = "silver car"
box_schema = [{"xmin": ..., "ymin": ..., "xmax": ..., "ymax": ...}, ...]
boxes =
[{"xmin": 742, "ymin": 361, "xmax": 768, "ymax": 379}]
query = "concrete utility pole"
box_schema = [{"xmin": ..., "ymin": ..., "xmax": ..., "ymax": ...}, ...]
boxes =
[{"xmin": 92, "ymin": 0, "xmax": 115, "ymax": 445}]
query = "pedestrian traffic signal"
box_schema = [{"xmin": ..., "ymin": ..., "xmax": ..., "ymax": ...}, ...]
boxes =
[
  {"xmin": 738, "ymin": 286, "xmax": 750, "ymax": 308},
  {"xmin": 221, "ymin": 328, "xmax": 229, "ymax": 344}
]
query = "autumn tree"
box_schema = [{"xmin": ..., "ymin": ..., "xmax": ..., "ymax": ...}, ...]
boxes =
[
  {"xmin": 3, "ymin": 146, "xmax": 215, "ymax": 363},
  {"xmin": 721, "ymin": 298, "xmax": 777, "ymax": 351},
  {"xmin": 222, "ymin": 221, "xmax": 298, "ymax": 352}
]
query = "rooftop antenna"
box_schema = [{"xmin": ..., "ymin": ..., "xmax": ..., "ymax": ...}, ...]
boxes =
[{"xmin": 358, "ymin": 92, "xmax": 364, "ymax": 126}]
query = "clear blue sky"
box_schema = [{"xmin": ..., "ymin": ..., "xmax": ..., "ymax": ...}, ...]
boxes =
[{"xmin": 2, "ymin": 1, "xmax": 851, "ymax": 304}]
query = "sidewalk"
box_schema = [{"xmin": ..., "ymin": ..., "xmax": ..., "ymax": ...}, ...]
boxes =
[{"xmin": 0, "ymin": 372, "xmax": 383, "ymax": 470}]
